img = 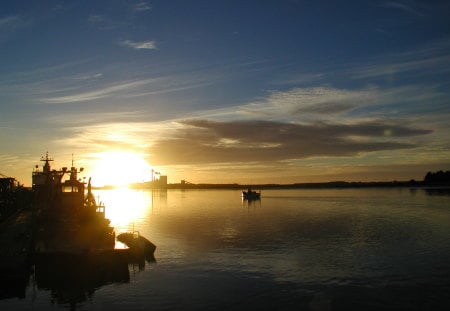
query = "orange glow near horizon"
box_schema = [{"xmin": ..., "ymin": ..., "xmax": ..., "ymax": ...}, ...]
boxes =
[{"xmin": 90, "ymin": 151, "xmax": 152, "ymax": 187}]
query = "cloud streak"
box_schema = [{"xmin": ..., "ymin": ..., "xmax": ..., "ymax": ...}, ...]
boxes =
[
  {"xmin": 40, "ymin": 78, "xmax": 158, "ymax": 104},
  {"xmin": 134, "ymin": 2, "xmax": 151, "ymax": 12},
  {"xmin": 265, "ymin": 87, "xmax": 375, "ymax": 116},
  {"xmin": 382, "ymin": 1, "xmax": 425, "ymax": 17},
  {"xmin": 120, "ymin": 40, "xmax": 157, "ymax": 50},
  {"xmin": 349, "ymin": 37, "xmax": 450, "ymax": 80},
  {"xmin": 38, "ymin": 74, "xmax": 214, "ymax": 105},
  {"xmin": 0, "ymin": 15, "xmax": 24, "ymax": 29},
  {"xmin": 233, "ymin": 87, "xmax": 376, "ymax": 121},
  {"xmin": 0, "ymin": 14, "xmax": 30, "ymax": 40},
  {"xmin": 235, "ymin": 83, "xmax": 447, "ymax": 124}
]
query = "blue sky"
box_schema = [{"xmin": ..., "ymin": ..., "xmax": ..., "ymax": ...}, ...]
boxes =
[{"xmin": 1, "ymin": 0, "xmax": 450, "ymax": 185}]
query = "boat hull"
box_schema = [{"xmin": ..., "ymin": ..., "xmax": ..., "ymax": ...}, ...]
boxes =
[
  {"xmin": 117, "ymin": 232, "xmax": 156, "ymax": 262},
  {"xmin": 242, "ymin": 191, "xmax": 261, "ymax": 200}
]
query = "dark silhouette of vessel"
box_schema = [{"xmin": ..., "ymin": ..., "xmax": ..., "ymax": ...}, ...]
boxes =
[
  {"xmin": 242, "ymin": 188, "xmax": 261, "ymax": 200},
  {"xmin": 117, "ymin": 231, "xmax": 156, "ymax": 262},
  {"xmin": 32, "ymin": 153, "xmax": 115, "ymax": 253}
]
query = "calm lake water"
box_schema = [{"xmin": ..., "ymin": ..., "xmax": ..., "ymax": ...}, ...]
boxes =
[{"xmin": 1, "ymin": 188, "xmax": 450, "ymax": 310}]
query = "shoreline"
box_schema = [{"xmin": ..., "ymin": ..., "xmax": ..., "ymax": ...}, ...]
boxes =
[{"xmin": 97, "ymin": 181, "xmax": 450, "ymax": 190}]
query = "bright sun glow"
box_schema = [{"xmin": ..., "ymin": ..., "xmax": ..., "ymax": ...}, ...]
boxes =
[
  {"xmin": 94, "ymin": 188, "xmax": 152, "ymax": 249},
  {"xmin": 100, "ymin": 188, "xmax": 151, "ymax": 230},
  {"xmin": 90, "ymin": 151, "xmax": 152, "ymax": 187}
]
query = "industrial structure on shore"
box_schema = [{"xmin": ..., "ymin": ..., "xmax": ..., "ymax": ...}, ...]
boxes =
[{"xmin": 129, "ymin": 169, "xmax": 167, "ymax": 189}]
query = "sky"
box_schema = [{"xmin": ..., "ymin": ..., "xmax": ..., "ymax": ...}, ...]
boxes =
[{"xmin": 1, "ymin": 0, "xmax": 450, "ymax": 186}]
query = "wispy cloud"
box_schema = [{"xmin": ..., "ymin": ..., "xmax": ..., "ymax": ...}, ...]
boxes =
[
  {"xmin": 134, "ymin": 2, "xmax": 152, "ymax": 12},
  {"xmin": 351, "ymin": 55, "xmax": 450, "ymax": 80},
  {"xmin": 230, "ymin": 86, "xmax": 386, "ymax": 123},
  {"xmin": 45, "ymin": 111, "xmax": 145, "ymax": 126},
  {"xmin": 72, "ymin": 73, "xmax": 103, "ymax": 80},
  {"xmin": 88, "ymin": 14, "xmax": 125, "ymax": 30},
  {"xmin": 168, "ymin": 81, "xmax": 446, "ymax": 126},
  {"xmin": 88, "ymin": 14, "xmax": 106, "ymax": 24},
  {"xmin": 271, "ymin": 72, "xmax": 325, "ymax": 86},
  {"xmin": 123, "ymin": 81, "xmax": 213, "ymax": 98},
  {"xmin": 262, "ymin": 87, "xmax": 376, "ymax": 116},
  {"xmin": 120, "ymin": 40, "xmax": 157, "ymax": 50},
  {"xmin": 39, "ymin": 72, "xmax": 214, "ymax": 105},
  {"xmin": 350, "ymin": 37, "xmax": 450, "ymax": 79},
  {"xmin": 41, "ymin": 78, "xmax": 158, "ymax": 104},
  {"xmin": 382, "ymin": 1, "xmax": 425, "ymax": 17},
  {"xmin": 0, "ymin": 15, "xmax": 23, "ymax": 29},
  {"xmin": 0, "ymin": 15, "xmax": 30, "ymax": 37}
]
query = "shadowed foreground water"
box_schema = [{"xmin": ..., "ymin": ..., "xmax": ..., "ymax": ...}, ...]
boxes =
[{"xmin": 1, "ymin": 188, "xmax": 450, "ymax": 310}]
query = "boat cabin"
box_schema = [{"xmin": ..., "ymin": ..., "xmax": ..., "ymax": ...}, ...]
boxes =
[{"xmin": 32, "ymin": 153, "xmax": 101, "ymax": 215}]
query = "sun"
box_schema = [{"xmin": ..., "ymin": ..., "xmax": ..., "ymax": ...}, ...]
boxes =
[{"xmin": 90, "ymin": 151, "xmax": 152, "ymax": 187}]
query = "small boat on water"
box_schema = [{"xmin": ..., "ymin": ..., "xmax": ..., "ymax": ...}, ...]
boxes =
[
  {"xmin": 117, "ymin": 231, "xmax": 156, "ymax": 262},
  {"xmin": 242, "ymin": 189, "xmax": 261, "ymax": 200}
]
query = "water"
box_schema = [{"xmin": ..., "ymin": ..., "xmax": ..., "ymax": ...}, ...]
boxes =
[{"xmin": 1, "ymin": 188, "xmax": 450, "ymax": 310}]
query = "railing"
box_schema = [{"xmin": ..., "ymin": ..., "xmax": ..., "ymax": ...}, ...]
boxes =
[{"xmin": 96, "ymin": 204, "xmax": 106, "ymax": 217}]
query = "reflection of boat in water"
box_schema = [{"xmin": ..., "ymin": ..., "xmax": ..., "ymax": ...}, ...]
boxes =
[
  {"xmin": 117, "ymin": 231, "xmax": 157, "ymax": 262},
  {"xmin": 34, "ymin": 251, "xmax": 130, "ymax": 306},
  {"xmin": 242, "ymin": 189, "xmax": 261, "ymax": 200}
]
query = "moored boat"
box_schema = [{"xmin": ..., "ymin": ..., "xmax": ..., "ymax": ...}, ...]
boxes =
[
  {"xmin": 32, "ymin": 153, "xmax": 156, "ymax": 264},
  {"xmin": 117, "ymin": 231, "xmax": 156, "ymax": 262},
  {"xmin": 32, "ymin": 153, "xmax": 115, "ymax": 253}
]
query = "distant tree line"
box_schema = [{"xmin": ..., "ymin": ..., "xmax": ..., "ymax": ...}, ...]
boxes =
[{"xmin": 424, "ymin": 170, "xmax": 450, "ymax": 184}]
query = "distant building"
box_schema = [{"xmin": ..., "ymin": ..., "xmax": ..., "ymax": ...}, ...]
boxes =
[
  {"xmin": 158, "ymin": 175, "xmax": 167, "ymax": 187},
  {"xmin": 148, "ymin": 169, "xmax": 167, "ymax": 188}
]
